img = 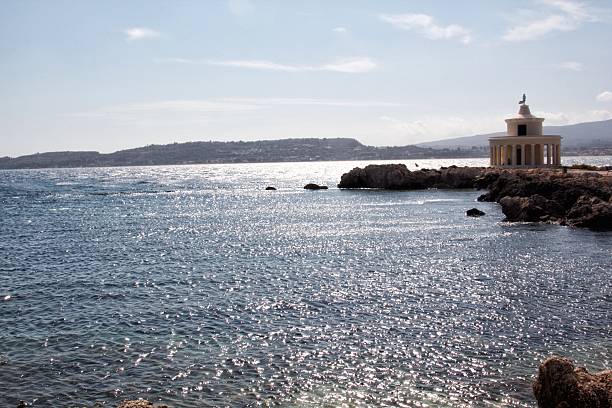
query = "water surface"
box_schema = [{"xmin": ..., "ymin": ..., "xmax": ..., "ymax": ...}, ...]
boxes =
[{"xmin": 1, "ymin": 158, "xmax": 611, "ymax": 407}]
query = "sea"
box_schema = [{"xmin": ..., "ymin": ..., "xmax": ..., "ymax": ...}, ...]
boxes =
[{"xmin": 1, "ymin": 156, "xmax": 611, "ymax": 407}]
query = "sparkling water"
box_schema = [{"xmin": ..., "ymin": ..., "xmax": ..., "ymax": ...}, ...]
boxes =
[{"xmin": 1, "ymin": 158, "xmax": 611, "ymax": 407}]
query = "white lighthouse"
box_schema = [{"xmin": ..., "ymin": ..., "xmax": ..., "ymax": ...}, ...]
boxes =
[{"xmin": 489, "ymin": 95, "xmax": 562, "ymax": 167}]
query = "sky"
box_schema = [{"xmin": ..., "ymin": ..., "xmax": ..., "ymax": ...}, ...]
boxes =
[{"xmin": 1, "ymin": 0, "xmax": 612, "ymax": 157}]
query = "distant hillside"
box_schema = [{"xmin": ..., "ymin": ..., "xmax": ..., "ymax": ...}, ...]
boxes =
[
  {"xmin": 418, "ymin": 119, "xmax": 612, "ymax": 149},
  {"xmin": 0, "ymin": 138, "xmax": 478, "ymax": 170}
]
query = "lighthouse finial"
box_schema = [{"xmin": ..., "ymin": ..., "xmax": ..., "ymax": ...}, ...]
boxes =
[{"xmin": 519, "ymin": 93, "xmax": 526, "ymax": 105}]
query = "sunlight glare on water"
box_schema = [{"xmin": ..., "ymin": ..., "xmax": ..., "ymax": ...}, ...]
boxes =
[{"xmin": 0, "ymin": 158, "xmax": 611, "ymax": 407}]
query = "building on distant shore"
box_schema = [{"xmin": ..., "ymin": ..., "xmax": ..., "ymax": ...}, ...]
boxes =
[{"xmin": 489, "ymin": 96, "xmax": 561, "ymax": 167}]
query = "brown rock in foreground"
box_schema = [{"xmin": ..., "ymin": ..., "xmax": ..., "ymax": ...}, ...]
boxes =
[
  {"xmin": 337, "ymin": 164, "xmax": 612, "ymax": 230},
  {"xmin": 533, "ymin": 356, "xmax": 612, "ymax": 408}
]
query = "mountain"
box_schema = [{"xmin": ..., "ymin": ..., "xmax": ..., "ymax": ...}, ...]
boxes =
[
  {"xmin": 0, "ymin": 138, "xmax": 477, "ymax": 170},
  {"xmin": 418, "ymin": 119, "xmax": 612, "ymax": 149}
]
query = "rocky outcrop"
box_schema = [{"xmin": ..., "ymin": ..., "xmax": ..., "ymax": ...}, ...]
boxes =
[
  {"xmin": 337, "ymin": 164, "xmax": 612, "ymax": 230},
  {"xmin": 304, "ymin": 183, "xmax": 329, "ymax": 190},
  {"xmin": 466, "ymin": 208, "xmax": 485, "ymax": 217},
  {"xmin": 533, "ymin": 356, "xmax": 612, "ymax": 408},
  {"xmin": 566, "ymin": 195, "xmax": 612, "ymax": 230},
  {"xmin": 479, "ymin": 170, "xmax": 612, "ymax": 229},
  {"xmin": 337, "ymin": 164, "xmax": 483, "ymax": 189},
  {"xmin": 499, "ymin": 194, "xmax": 565, "ymax": 222}
]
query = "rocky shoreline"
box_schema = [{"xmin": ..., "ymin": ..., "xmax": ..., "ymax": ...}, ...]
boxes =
[{"xmin": 338, "ymin": 164, "xmax": 612, "ymax": 230}]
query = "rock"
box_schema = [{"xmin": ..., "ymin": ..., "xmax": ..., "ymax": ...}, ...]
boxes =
[
  {"xmin": 499, "ymin": 194, "xmax": 565, "ymax": 222},
  {"xmin": 566, "ymin": 195, "xmax": 612, "ymax": 230},
  {"xmin": 533, "ymin": 356, "xmax": 612, "ymax": 408},
  {"xmin": 337, "ymin": 164, "xmax": 484, "ymax": 189},
  {"xmin": 466, "ymin": 208, "xmax": 485, "ymax": 217},
  {"xmin": 304, "ymin": 183, "xmax": 328, "ymax": 190},
  {"xmin": 475, "ymin": 170, "xmax": 612, "ymax": 230},
  {"xmin": 265, "ymin": 186, "xmax": 277, "ymax": 190},
  {"xmin": 337, "ymin": 165, "xmax": 612, "ymax": 230}
]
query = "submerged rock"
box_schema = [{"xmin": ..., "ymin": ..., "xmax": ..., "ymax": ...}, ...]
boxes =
[
  {"xmin": 304, "ymin": 183, "xmax": 328, "ymax": 190},
  {"xmin": 466, "ymin": 208, "xmax": 485, "ymax": 217},
  {"xmin": 533, "ymin": 356, "xmax": 612, "ymax": 408}
]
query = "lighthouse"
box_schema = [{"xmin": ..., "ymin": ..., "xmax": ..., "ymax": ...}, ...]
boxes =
[{"xmin": 489, "ymin": 96, "xmax": 562, "ymax": 167}]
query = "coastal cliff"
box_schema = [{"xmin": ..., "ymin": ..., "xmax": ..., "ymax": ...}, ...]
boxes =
[{"xmin": 338, "ymin": 165, "xmax": 612, "ymax": 230}]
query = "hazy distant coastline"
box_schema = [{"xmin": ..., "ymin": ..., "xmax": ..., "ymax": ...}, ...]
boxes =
[
  {"xmin": 0, "ymin": 138, "xmax": 481, "ymax": 170},
  {"xmin": 2, "ymin": 118, "xmax": 611, "ymax": 170}
]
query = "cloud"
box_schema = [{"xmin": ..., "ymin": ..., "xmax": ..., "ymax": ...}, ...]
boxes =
[
  {"xmin": 596, "ymin": 91, "xmax": 612, "ymax": 102},
  {"xmin": 540, "ymin": 0, "xmax": 594, "ymax": 20},
  {"xmin": 588, "ymin": 110, "xmax": 612, "ymax": 120},
  {"xmin": 72, "ymin": 100, "xmax": 262, "ymax": 119},
  {"xmin": 503, "ymin": 14, "xmax": 574, "ymax": 41},
  {"xmin": 380, "ymin": 108, "xmax": 612, "ymax": 142},
  {"xmin": 380, "ymin": 13, "xmax": 472, "ymax": 44},
  {"xmin": 227, "ymin": 0, "xmax": 254, "ymax": 16},
  {"xmin": 537, "ymin": 111, "xmax": 571, "ymax": 124},
  {"xmin": 224, "ymin": 97, "xmax": 406, "ymax": 108},
  {"xmin": 205, "ymin": 60, "xmax": 302, "ymax": 72},
  {"xmin": 379, "ymin": 115, "xmax": 501, "ymax": 139},
  {"xmin": 559, "ymin": 61, "xmax": 584, "ymax": 71},
  {"xmin": 73, "ymin": 98, "xmax": 407, "ymax": 119},
  {"xmin": 535, "ymin": 109, "xmax": 612, "ymax": 124},
  {"xmin": 503, "ymin": 0, "xmax": 600, "ymax": 41},
  {"xmin": 158, "ymin": 57, "xmax": 378, "ymax": 73},
  {"xmin": 321, "ymin": 58, "xmax": 377, "ymax": 73},
  {"xmin": 124, "ymin": 27, "xmax": 160, "ymax": 41},
  {"xmin": 332, "ymin": 27, "xmax": 349, "ymax": 34}
]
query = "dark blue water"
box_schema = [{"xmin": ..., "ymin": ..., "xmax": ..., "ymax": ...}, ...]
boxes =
[{"xmin": 1, "ymin": 160, "xmax": 611, "ymax": 407}]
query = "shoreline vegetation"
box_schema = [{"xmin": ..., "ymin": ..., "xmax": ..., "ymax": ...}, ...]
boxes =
[
  {"xmin": 338, "ymin": 165, "xmax": 612, "ymax": 231},
  {"xmin": 1, "ymin": 137, "xmax": 611, "ymax": 170}
]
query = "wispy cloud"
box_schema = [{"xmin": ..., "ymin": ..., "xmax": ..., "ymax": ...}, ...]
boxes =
[
  {"xmin": 559, "ymin": 61, "xmax": 584, "ymax": 71},
  {"xmin": 380, "ymin": 13, "xmax": 472, "ymax": 44},
  {"xmin": 227, "ymin": 0, "xmax": 254, "ymax": 16},
  {"xmin": 332, "ymin": 27, "xmax": 349, "ymax": 34},
  {"xmin": 205, "ymin": 60, "xmax": 303, "ymax": 72},
  {"xmin": 503, "ymin": 0, "xmax": 600, "ymax": 41},
  {"xmin": 157, "ymin": 57, "xmax": 378, "ymax": 73},
  {"xmin": 535, "ymin": 109, "xmax": 612, "ymax": 124},
  {"xmin": 503, "ymin": 15, "xmax": 574, "ymax": 41},
  {"xmin": 224, "ymin": 97, "xmax": 406, "ymax": 108},
  {"xmin": 124, "ymin": 27, "xmax": 161, "ymax": 41},
  {"xmin": 72, "ymin": 100, "xmax": 261, "ymax": 119},
  {"xmin": 541, "ymin": 0, "xmax": 594, "ymax": 20},
  {"xmin": 73, "ymin": 98, "xmax": 407, "ymax": 119},
  {"xmin": 379, "ymin": 115, "xmax": 500, "ymax": 139},
  {"xmin": 596, "ymin": 91, "xmax": 612, "ymax": 102},
  {"xmin": 321, "ymin": 58, "xmax": 377, "ymax": 73}
]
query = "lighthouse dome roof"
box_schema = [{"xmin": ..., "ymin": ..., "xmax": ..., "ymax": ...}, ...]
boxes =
[{"xmin": 517, "ymin": 104, "xmax": 536, "ymax": 118}]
